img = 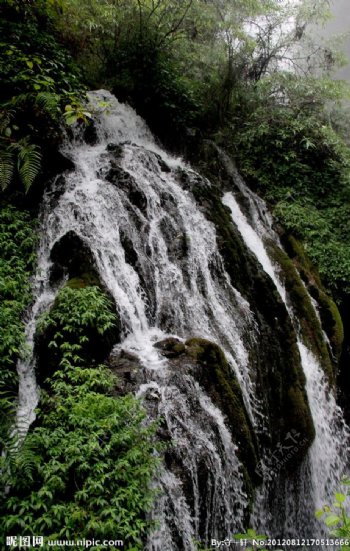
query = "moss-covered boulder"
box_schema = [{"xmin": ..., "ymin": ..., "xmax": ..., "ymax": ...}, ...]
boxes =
[
  {"xmin": 284, "ymin": 235, "xmax": 344, "ymax": 364},
  {"xmin": 184, "ymin": 338, "xmax": 259, "ymax": 484},
  {"xmin": 267, "ymin": 239, "xmax": 335, "ymax": 385}
]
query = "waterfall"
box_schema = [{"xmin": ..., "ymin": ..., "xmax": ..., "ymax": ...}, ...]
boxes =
[
  {"xmin": 16, "ymin": 90, "xmax": 349, "ymax": 548},
  {"xmin": 222, "ymin": 164, "xmax": 349, "ymax": 541}
]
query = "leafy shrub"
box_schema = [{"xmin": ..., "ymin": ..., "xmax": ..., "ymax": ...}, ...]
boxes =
[
  {"xmin": 0, "ymin": 205, "xmax": 37, "ymax": 448},
  {"xmin": 0, "ymin": 206, "xmax": 36, "ymax": 380},
  {"xmin": 1, "ymin": 282, "xmax": 159, "ymax": 550},
  {"xmin": 1, "ymin": 366, "xmax": 159, "ymax": 550},
  {"xmin": 0, "ymin": 1, "xmax": 86, "ymax": 193},
  {"xmin": 36, "ymin": 285, "xmax": 118, "ymax": 372},
  {"xmin": 316, "ymin": 478, "xmax": 350, "ymax": 549}
]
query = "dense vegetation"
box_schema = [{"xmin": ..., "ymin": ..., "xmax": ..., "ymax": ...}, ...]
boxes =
[
  {"xmin": 0, "ymin": 284, "xmax": 159, "ymax": 550},
  {"xmin": 1, "ymin": 0, "xmax": 350, "ymax": 546},
  {"xmin": 1, "ymin": 0, "xmax": 349, "ymax": 299},
  {"xmin": 0, "ymin": 206, "xmax": 37, "ymax": 449}
]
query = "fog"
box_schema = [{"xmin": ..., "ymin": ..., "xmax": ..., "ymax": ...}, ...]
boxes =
[{"xmin": 324, "ymin": 0, "xmax": 350, "ymax": 80}]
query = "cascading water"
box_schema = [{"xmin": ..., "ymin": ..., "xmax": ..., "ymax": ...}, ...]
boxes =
[
  {"xmin": 16, "ymin": 91, "xmax": 253, "ymax": 548},
  {"xmin": 16, "ymin": 90, "xmax": 349, "ymax": 549},
  {"xmin": 222, "ymin": 159, "xmax": 349, "ymax": 543}
]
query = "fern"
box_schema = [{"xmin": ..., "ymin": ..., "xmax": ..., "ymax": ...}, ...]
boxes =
[
  {"xmin": 35, "ymin": 92, "xmax": 60, "ymax": 120},
  {"xmin": 0, "ymin": 146, "xmax": 14, "ymax": 191},
  {"xmin": 10, "ymin": 437, "xmax": 40, "ymax": 485},
  {"xmin": 11, "ymin": 139, "xmax": 42, "ymax": 192},
  {"xmin": 0, "ymin": 390, "xmax": 16, "ymax": 449}
]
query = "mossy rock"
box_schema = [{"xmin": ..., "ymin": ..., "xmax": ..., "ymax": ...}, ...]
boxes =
[
  {"xmin": 189, "ymin": 162, "xmax": 315, "ymax": 471},
  {"xmin": 285, "ymin": 235, "xmax": 344, "ymax": 362},
  {"xmin": 154, "ymin": 337, "xmax": 186, "ymax": 358},
  {"xmin": 65, "ymin": 272, "xmax": 101, "ymax": 289},
  {"xmin": 267, "ymin": 240, "xmax": 334, "ymax": 381},
  {"xmin": 185, "ymin": 337, "xmax": 258, "ymax": 490},
  {"xmin": 268, "ymin": 239, "xmax": 334, "ymax": 384}
]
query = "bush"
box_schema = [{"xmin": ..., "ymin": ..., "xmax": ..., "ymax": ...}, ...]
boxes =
[
  {"xmin": 1, "ymin": 281, "xmax": 159, "ymax": 550},
  {"xmin": 0, "ymin": 1, "xmax": 86, "ymax": 194},
  {"xmin": 1, "ymin": 365, "xmax": 159, "ymax": 550}
]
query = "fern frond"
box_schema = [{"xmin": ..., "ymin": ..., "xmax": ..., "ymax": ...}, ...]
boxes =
[
  {"xmin": 3, "ymin": 433, "xmax": 40, "ymax": 488},
  {"xmin": 13, "ymin": 139, "xmax": 42, "ymax": 192},
  {"xmin": 35, "ymin": 92, "xmax": 60, "ymax": 119},
  {"xmin": 0, "ymin": 146, "xmax": 15, "ymax": 191},
  {"xmin": 12, "ymin": 437, "xmax": 40, "ymax": 483}
]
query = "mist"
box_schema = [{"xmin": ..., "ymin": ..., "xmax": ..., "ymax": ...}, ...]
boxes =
[{"xmin": 324, "ymin": 0, "xmax": 350, "ymax": 80}]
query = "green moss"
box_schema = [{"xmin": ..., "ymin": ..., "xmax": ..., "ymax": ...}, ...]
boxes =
[
  {"xmin": 318, "ymin": 293, "xmax": 344, "ymax": 360},
  {"xmin": 185, "ymin": 337, "xmax": 258, "ymax": 488},
  {"xmin": 286, "ymin": 235, "xmax": 344, "ymax": 362},
  {"xmin": 189, "ymin": 174, "xmax": 315, "ymax": 469},
  {"xmin": 65, "ymin": 272, "xmax": 101, "ymax": 289},
  {"xmin": 285, "ymin": 385, "xmax": 315, "ymax": 455},
  {"xmin": 267, "ymin": 239, "xmax": 334, "ymax": 384}
]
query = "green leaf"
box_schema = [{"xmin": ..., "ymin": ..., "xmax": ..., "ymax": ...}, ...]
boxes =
[
  {"xmin": 11, "ymin": 139, "xmax": 42, "ymax": 192},
  {"xmin": 324, "ymin": 514, "xmax": 341, "ymax": 527},
  {"xmin": 65, "ymin": 115, "xmax": 77, "ymax": 125},
  {"xmin": 335, "ymin": 493, "xmax": 346, "ymax": 503},
  {"xmin": 0, "ymin": 148, "xmax": 14, "ymax": 191}
]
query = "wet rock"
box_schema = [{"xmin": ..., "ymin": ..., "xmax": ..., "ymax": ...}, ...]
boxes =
[
  {"xmin": 267, "ymin": 238, "xmax": 334, "ymax": 385},
  {"xmin": 106, "ymin": 165, "xmax": 148, "ymax": 215},
  {"xmin": 154, "ymin": 152, "xmax": 171, "ymax": 173},
  {"xmin": 159, "ymin": 219, "xmax": 188, "ymax": 261},
  {"xmin": 106, "ymin": 142, "xmax": 124, "ymax": 161},
  {"xmin": 284, "ymin": 234, "xmax": 344, "ymax": 364},
  {"xmin": 183, "ymin": 338, "xmax": 259, "ymax": 484},
  {"xmin": 154, "ymin": 337, "xmax": 185, "ymax": 358},
  {"xmin": 175, "ymin": 167, "xmax": 210, "ymax": 193},
  {"xmin": 50, "ymin": 230, "xmax": 97, "ymax": 284},
  {"xmin": 106, "ymin": 165, "xmax": 134, "ymax": 186},
  {"xmin": 190, "ymin": 172, "xmax": 315, "ymax": 470},
  {"xmin": 84, "ymin": 121, "xmax": 98, "ymax": 145},
  {"xmin": 107, "ymin": 349, "xmax": 146, "ymax": 395}
]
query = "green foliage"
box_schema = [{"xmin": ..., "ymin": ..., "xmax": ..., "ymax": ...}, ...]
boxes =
[
  {"xmin": 275, "ymin": 201, "xmax": 350, "ymax": 295},
  {"xmin": 316, "ymin": 478, "xmax": 350, "ymax": 549},
  {"xmin": 0, "ymin": 0, "xmax": 86, "ymax": 194},
  {"xmin": 1, "ymin": 281, "xmax": 159, "ymax": 550},
  {"xmin": 0, "ymin": 205, "xmax": 37, "ymax": 389},
  {"xmin": 10, "ymin": 139, "xmax": 42, "ymax": 193},
  {"xmin": 231, "ymin": 74, "xmax": 350, "ymax": 300},
  {"xmin": 37, "ymin": 285, "xmax": 117, "ymax": 368},
  {"xmin": 0, "ymin": 205, "xmax": 37, "ymax": 448},
  {"xmin": 1, "ymin": 366, "xmax": 159, "ymax": 550}
]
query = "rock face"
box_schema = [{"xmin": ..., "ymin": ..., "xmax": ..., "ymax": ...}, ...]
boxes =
[
  {"xmin": 50, "ymin": 230, "xmax": 99, "ymax": 285},
  {"xmin": 186, "ymin": 175, "xmax": 316, "ymax": 460},
  {"xmin": 108, "ymin": 336, "xmax": 315, "ymax": 489}
]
